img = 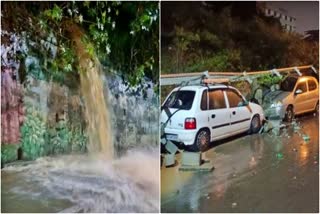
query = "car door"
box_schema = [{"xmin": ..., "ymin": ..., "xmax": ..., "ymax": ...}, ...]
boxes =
[
  {"xmin": 307, "ymin": 79, "xmax": 319, "ymax": 111},
  {"xmin": 199, "ymin": 89, "xmax": 230, "ymax": 141},
  {"xmin": 226, "ymin": 89, "xmax": 252, "ymax": 134},
  {"xmin": 293, "ymin": 81, "xmax": 308, "ymax": 114}
]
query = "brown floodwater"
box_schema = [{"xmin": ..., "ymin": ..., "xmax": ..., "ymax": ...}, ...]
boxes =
[{"xmin": 2, "ymin": 148, "xmax": 160, "ymax": 213}]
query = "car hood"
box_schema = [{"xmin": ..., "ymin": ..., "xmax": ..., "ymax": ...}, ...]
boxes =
[{"xmin": 262, "ymin": 90, "xmax": 290, "ymax": 107}]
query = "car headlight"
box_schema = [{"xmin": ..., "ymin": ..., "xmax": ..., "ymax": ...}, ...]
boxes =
[{"xmin": 270, "ymin": 100, "xmax": 282, "ymax": 108}]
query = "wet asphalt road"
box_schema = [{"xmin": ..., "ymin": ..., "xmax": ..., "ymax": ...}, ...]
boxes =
[{"xmin": 161, "ymin": 113, "xmax": 319, "ymax": 213}]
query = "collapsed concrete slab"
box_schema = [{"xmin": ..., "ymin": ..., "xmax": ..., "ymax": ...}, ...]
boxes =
[
  {"xmin": 179, "ymin": 152, "xmax": 214, "ymax": 172},
  {"xmin": 181, "ymin": 152, "xmax": 202, "ymax": 166}
]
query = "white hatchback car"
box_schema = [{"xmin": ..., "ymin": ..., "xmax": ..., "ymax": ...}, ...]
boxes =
[{"xmin": 161, "ymin": 84, "xmax": 265, "ymax": 152}]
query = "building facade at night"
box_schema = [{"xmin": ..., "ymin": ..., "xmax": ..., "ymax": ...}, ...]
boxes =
[{"xmin": 260, "ymin": 3, "xmax": 297, "ymax": 32}]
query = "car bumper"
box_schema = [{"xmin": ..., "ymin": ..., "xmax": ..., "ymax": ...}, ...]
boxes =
[
  {"xmin": 164, "ymin": 128, "xmax": 197, "ymax": 146},
  {"xmin": 264, "ymin": 105, "xmax": 286, "ymax": 120}
]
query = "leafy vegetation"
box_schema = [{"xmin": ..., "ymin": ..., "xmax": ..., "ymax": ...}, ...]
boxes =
[
  {"xmin": 257, "ymin": 74, "xmax": 283, "ymax": 87},
  {"xmin": 20, "ymin": 106, "xmax": 87, "ymax": 160},
  {"xmin": 1, "ymin": 144, "xmax": 19, "ymax": 164},
  {"xmin": 48, "ymin": 121, "xmax": 87, "ymax": 155},
  {"xmin": 20, "ymin": 107, "xmax": 47, "ymax": 160},
  {"xmin": 2, "ymin": 1, "xmax": 159, "ymax": 85},
  {"xmin": 161, "ymin": 2, "xmax": 318, "ymax": 74}
]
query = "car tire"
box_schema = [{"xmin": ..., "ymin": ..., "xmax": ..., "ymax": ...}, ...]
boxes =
[
  {"xmin": 315, "ymin": 102, "xmax": 319, "ymax": 115},
  {"xmin": 190, "ymin": 129, "xmax": 210, "ymax": 152},
  {"xmin": 249, "ymin": 115, "xmax": 261, "ymax": 134},
  {"xmin": 284, "ymin": 105, "xmax": 294, "ymax": 122}
]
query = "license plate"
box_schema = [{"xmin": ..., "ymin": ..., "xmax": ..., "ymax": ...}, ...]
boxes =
[{"xmin": 166, "ymin": 134, "xmax": 178, "ymax": 141}]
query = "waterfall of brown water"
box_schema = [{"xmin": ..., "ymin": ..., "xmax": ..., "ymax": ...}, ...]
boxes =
[{"xmin": 67, "ymin": 22, "xmax": 113, "ymax": 159}]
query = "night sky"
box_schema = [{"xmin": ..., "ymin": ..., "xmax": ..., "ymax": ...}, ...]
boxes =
[{"xmin": 267, "ymin": 1, "xmax": 319, "ymax": 34}]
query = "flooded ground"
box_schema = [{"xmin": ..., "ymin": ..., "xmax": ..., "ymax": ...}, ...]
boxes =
[
  {"xmin": 2, "ymin": 147, "xmax": 159, "ymax": 213},
  {"xmin": 161, "ymin": 113, "xmax": 319, "ymax": 213}
]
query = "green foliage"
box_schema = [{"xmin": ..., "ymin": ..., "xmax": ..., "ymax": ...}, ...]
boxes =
[
  {"xmin": 1, "ymin": 144, "xmax": 19, "ymax": 164},
  {"xmin": 161, "ymin": 3, "xmax": 318, "ymax": 74},
  {"xmin": 44, "ymin": 4, "xmax": 63, "ymax": 21},
  {"xmin": 20, "ymin": 107, "xmax": 47, "ymax": 160},
  {"xmin": 199, "ymin": 30, "xmax": 222, "ymax": 48},
  {"xmin": 20, "ymin": 106, "xmax": 88, "ymax": 160},
  {"xmin": 184, "ymin": 51, "xmax": 234, "ymax": 72},
  {"xmin": 70, "ymin": 127, "xmax": 87, "ymax": 153},
  {"xmin": 171, "ymin": 26, "xmax": 200, "ymax": 72},
  {"xmin": 257, "ymin": 74, "xmax": 283, "ymax": 87},
  {"xmin": 174, "ymin": 26, "xmax": 200, "ymax": 52},
  {"xmin": 105, "ymin": 1, "xmax": 159, "ymax": 83},
  {"xmin": 48, "ymin": 121, "xmax": 72, "ymax": 155},
  {"xmin": 72, "ymin": 1, "xmax": 158, "ymax": 84},
  {"xmin": 3, "ymin": 1, "xmax": 159, "ymax": 86},
  {"xmin": 48, "ymin": 121, "xmax": 87, "ymax": 155}
]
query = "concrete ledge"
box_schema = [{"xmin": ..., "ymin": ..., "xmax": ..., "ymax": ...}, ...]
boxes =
[{"xmin": 179, "ymin": 161, "xmax": 214, "ymax": 172}]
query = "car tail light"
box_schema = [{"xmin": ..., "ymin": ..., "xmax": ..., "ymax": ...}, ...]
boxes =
[{"xmin": 185, "ymin": 118, "xmax": 196, "ymax": 129}]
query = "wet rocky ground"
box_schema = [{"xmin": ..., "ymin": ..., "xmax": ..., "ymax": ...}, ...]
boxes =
[{"xmin": 161, "ymin": 113, "xmax": 319, "ymax": 213}]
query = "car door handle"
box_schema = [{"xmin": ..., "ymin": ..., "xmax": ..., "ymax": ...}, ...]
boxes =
[
  {"xmin": 211, "ymin": 114, "xmax": 216, "ymax": 119},
  {"xmin": 232, "ymin": 111, "xmax": 236, "ymax": 115}
]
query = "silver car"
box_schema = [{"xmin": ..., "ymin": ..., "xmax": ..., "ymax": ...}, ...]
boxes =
[{"xmin": 263, "ymin": 75, "xmax": 319, "ymax": 122}]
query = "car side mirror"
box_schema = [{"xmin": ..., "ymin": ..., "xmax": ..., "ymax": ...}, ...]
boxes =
[{"xmin": 295, "ymin": 89, "xmax": 303, "ymax": 95}]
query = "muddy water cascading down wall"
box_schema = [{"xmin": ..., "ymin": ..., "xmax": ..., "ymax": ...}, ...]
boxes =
[
  {"xmin": 1, "ymin": 23, "xmax": 159, "ymax": 213},
  {"xmin": 67, "ymin": 22, "xmax": 113, "ymax": 159}
]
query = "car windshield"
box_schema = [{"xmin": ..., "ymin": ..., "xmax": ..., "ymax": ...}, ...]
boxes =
[
  {"xmin": 163, "ymin": 90, "xmax": 195, "ymax": 110},
  {"xmin": 280, "ymin": 76, "xmax": 298, "ymax": 92}
]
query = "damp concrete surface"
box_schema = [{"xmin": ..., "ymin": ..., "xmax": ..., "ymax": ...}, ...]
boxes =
[{"xmin": 161, "ymin": 113, "xmax": 319, "ymax": 213}]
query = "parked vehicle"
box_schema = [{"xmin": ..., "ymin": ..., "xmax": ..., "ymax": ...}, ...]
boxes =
[
  {"xmin": 263, "ymin": 75, "xmax": 319, "ymax": 122},
  {"xmin": 161, "ymin": 84, "xmax": 265, "ymax": 152}
]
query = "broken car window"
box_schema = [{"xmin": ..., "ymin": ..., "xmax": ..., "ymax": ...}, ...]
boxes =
[
  {"xmin": 164, "ymin": 90, "xmax": 195, "ymax": 110},
  {"xmin": 280, "ymin": 76, "xmax": 298, "ymax": 92}
]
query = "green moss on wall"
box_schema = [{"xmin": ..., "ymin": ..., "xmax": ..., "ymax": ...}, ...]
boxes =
[
  {"xmin": 20, "ymin": 106, "xmax": 87, "ymax": 161},
  {"xmin": 48, "ymin": 121, "xmax": 87, "ymax": 155},
  {"xmin": 1, "ymin": 144, "xmax": 19, "ymax": 164},
  {"xmin": 20, "ymin": 107, "xmax": 47, "ymax": 160}
]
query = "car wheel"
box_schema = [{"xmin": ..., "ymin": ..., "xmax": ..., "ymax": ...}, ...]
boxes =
[
  {"xmin": 315, "ymin": 102, "xmax": 319, "ymax": 115},
  {"xmin": 191, "ymin": 129, "xmax": 210, "ymax": 152},
  {"xmin": 284, "ymin": 105, "xmax": 294, "ymax": 122},
  {"xmin": 250, "ymin": 115, "xmax": 261, "ymax": 134}
]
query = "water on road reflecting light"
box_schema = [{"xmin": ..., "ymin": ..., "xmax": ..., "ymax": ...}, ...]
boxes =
[{"xmin": 161, "ymin": 114, "xmax": 319, "ymax": 213}]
